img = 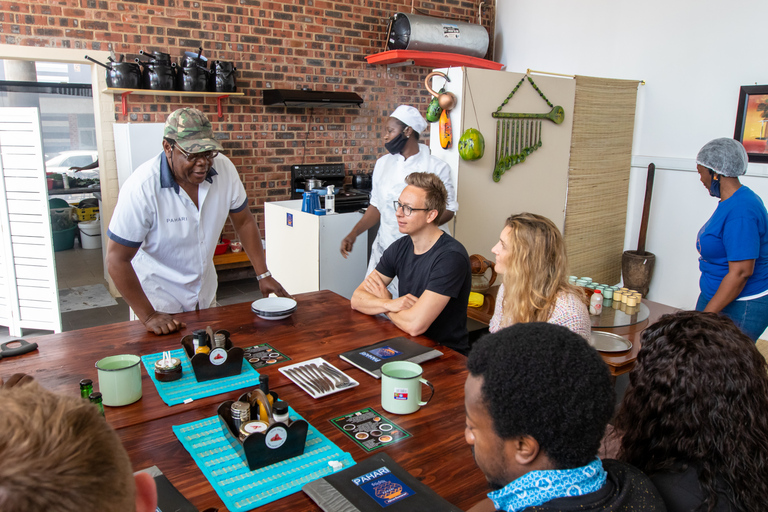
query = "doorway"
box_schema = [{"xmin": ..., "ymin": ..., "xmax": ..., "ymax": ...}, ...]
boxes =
[{"xmin": 0, "ymin": 52, "xmax": 127, "ymax": 334}]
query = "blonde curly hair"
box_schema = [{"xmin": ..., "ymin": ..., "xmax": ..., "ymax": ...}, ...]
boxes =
[{"xmin": 499, "ymin": 213, "xmax": 584, "ymax": 326}]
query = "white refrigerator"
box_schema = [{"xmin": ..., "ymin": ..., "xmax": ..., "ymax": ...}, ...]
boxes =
[
  {"xmin": 265, "ymin": 200, "xmax": 367, "ymax": 299},
  {"xmin": 113, "ymin": 123, "xmax": 165, "ymax": 187}
]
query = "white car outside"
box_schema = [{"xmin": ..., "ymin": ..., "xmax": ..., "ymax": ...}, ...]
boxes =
[{"xmin": 45, "ymin": 150, "xmax": 99, "ymax": 179}]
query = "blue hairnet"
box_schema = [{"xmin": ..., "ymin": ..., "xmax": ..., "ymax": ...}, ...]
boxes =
[{"xmin": 695, "ymin": 138, "xmax": 748, "ymax": 177}]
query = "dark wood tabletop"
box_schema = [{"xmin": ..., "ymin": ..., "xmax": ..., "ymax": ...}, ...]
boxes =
[
  {"xmin": 0, "ymin": 290, "xmax": 487, "ymax": 512},
  {"xmin": 467, "ymin": 285, "xmax": 680, "ymax": 376}
]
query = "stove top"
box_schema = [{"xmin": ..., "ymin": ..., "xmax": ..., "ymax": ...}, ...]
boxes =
[{"xmin": 290, "ymin": 164, "xmax": 370, "ymax": 213}]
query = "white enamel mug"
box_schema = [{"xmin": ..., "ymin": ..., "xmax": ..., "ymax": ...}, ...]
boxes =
[{"xmin": 380, "ymin": 361, "xmax": 434, "ymax": 415}]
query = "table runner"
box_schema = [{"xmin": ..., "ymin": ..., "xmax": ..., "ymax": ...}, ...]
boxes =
[
  {"xmin": 141, "ymin": 349, "xmax": 261, "ymax": 406},
  {"xmin": 173, "ymin": 410, "xmax": 355, "ymax": 511}
]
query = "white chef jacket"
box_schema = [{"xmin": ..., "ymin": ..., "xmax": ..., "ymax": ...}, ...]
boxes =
[
  {"xmin": 107, "ymin": 152, "xmax": 248, "ymax": 313},
  {"xmin": 367, "ymin": 143, "xmax": 458, "ymax": 276}
]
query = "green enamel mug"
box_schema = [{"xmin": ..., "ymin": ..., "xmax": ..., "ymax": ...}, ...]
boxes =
[
  {"xmin": 380, "ymin": 361, "xmax": 434, "ymax": 415},
  {"xmin": 95, "ymin": 354, "xmax": 142, "ymax": 406}
]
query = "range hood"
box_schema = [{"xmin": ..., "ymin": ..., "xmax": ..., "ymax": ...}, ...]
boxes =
[{"xmin": 262, "ymin": 88, "xmax": 364, "ymax": 108}]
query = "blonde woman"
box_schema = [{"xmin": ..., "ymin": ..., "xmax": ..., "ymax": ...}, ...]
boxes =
[{"xmin": 489, "ymin": 213, "xmax": 590, "ymax": 339}]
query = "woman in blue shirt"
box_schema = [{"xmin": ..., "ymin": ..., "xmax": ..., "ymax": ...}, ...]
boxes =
[{"xmin": 695, "ymin": 137, "xmax": 768, "ymax": 341}]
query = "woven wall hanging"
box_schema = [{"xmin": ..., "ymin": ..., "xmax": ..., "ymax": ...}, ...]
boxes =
[{"xmin": 491, "ymin": 75, "xmax": 565, "ymax": 182}]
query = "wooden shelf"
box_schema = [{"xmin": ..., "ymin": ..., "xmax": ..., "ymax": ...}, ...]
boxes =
[
  {"xmin": 212, "ymin": 250, "xmax": 251, "ymax": 271},
  {"xmin": 103, "ymin": 88, "xmax": 245, "ymax": 117}
]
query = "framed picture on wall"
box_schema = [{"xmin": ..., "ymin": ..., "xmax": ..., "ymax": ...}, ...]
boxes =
[{"xmin": 734, "ymin": 85, "xmax": 768, "ymax": 163}]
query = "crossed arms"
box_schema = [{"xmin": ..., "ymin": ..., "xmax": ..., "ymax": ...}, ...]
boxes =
[{"xmin": 350, "ymin": 270, "xmax": 449, "ymax": 337}]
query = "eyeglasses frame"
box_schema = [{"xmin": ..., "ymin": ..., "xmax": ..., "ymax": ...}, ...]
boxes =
[
  {"xmin": 393, "ymin": 200, "xmax": 431, "ymax": 217},
  {"xmin": 173, "ymin": 144, "xmax": 219, "ymax": 163}
]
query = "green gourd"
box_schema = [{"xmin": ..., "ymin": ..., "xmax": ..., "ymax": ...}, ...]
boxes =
[
  {"xmin": 458, "ymin": 128, "xmax": 485, "ymax": 161},
  {"xmin": 426, "ymin": 88, "xmax": 445, "ymax": 122}
]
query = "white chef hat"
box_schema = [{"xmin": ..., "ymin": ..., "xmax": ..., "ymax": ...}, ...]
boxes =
[{"xmin": 390, "ymin": 105, "xmax": 427, "ymax": 134}]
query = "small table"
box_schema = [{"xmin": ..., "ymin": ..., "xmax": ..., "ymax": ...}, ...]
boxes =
[{"xmin": 467, "ymin": 285, "xmax": 679, "ymax": 376}]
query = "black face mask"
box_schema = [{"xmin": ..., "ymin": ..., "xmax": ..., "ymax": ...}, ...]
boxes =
[
  {"xmin": 709, "ymin": 170, "xmax": 721, "ymax": 198},
  {"xmin": 385, "ymin": 132, "xmax": 408, "ymax": 155}
]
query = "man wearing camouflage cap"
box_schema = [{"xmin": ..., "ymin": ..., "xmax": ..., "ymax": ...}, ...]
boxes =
[{"xmin": 106, "ymin": 107, "xmax": 289, "ymax": 335}]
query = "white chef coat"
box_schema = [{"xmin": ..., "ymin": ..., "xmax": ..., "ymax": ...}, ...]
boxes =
[
  {"xmin": 367, "ymin": 143, "xmax": 458, "ymax": 277},
  {"xmin": 107, "ymin": 152, "xmax": 248, "ymax": 314}
]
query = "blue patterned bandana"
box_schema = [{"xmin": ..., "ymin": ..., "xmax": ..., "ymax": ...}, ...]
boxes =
[{"xmin": 487, "ymin": 458, "xmax": 606, "ymax": 512}]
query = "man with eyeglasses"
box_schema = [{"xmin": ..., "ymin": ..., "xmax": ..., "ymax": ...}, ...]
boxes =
[
  {"xmin": 351, "ymin": 172, "xmax": 471, "ymax": 354},
  {"xmin": 107, "ymin": 108, "xmax": 289, "ymax": 335}
]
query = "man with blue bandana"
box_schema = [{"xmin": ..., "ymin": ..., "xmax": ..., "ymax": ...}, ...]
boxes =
[
  {"xmin": 464, "ymin": 323, "xmax": 665, "ymax": 511},
  {"xmin": 107, "ymin": 108, "xmax": 289, "ymax": 335}
]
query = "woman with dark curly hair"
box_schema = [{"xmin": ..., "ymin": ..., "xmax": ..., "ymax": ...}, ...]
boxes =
[{"xmin": 614, "ymin": 310, "xmax": 768, "ymax": 512}]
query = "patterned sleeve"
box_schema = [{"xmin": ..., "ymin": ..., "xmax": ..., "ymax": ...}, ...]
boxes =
[
  {"xmin": 548, "ymin": 292, "xmax": 591, "ymax": 340},
  {"xmin": 489, "ymin": 283, "xmax": 505, "ymax": 333}
]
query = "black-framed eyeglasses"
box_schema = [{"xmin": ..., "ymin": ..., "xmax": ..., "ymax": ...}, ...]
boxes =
[
  {"xmin": 393, "ymin": 200, "xmax": 430, "ymax": 216},
  {"xmin": 173, "ymin": 144, "xmax": 218, "ymax": 163}
]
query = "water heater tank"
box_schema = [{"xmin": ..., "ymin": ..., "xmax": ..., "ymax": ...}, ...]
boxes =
[{"xmin": 387, "ymin": 12, "xmax": 489, "ymax": 58}]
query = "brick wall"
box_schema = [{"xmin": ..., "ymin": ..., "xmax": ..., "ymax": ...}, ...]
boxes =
[{"xmin": 1, "ymin": 0, "xmax": 493, "ymax": 233}]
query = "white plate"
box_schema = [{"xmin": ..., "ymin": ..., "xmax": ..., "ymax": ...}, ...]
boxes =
[
  {"xmin": 255, "ymin": 311, "xmax": 294, "ymax": 321},
  {"xmin": 251, "ymin": 297, "xmax": 297, "ymax": 320},
  {"xmin": 279, "ymin": 357, "xmax": 359, "ymax": 399},
  {"xmin": 251, "ymin": 306, "xmax": 297, "ymax": 319},
  {"xmin": 589, "ymin": 331, "xmax": 632, "ymax": 352}
]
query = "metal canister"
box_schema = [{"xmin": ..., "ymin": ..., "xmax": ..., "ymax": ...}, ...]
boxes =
[
  {"xmin": 231, "ymin": 400, "xmax": 251, "ymax": 433},
  {"xmin": 213, "ymin": 333, "xmax": 226, "ymax": 349}
]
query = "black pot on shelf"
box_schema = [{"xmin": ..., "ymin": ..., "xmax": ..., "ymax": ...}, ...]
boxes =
[
  {"xmin": 138, "ymin": 60, "xmax": 176, "ymax": 91},
  {"xmin": 180, "ymin": 48, "xmax": 208, "ymax": 69},
  {"xmin": 139, "ymin": 49, "xmax": 172, "ymax": 66},
  {"xmin": 176, "ymin": 64, "xmax": 210, "ymax": 92},
  {"xmin": 209, "ymin": 61, "xmax": 237, "ymax": 92},
  {"xmin": 109, "ymin": 62, "xmax": 142, "ymax": 89},
  {"xmin": 84, "ymin": 55, "xmax": 142, "ymax": 89}
]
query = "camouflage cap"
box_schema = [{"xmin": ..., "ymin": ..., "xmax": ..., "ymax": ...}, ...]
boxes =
[{"xmin": 163, "ymin": 107, "xmax": 224, "ymax": 153}]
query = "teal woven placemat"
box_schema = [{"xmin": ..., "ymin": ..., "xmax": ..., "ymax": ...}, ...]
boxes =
[
  {"xmin": 141, "ymin": 349, "xmax": 260, "ymax": 406},
  {"xmin": 173, "ymin": 410, "xmax": 356, "ymax": 510}
]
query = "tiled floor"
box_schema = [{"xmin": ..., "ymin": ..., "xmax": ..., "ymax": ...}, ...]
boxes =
[
  {"xmin": 54, "ymin": 241, "xmax": 107, "ymax": 289},
  {"xmin": 0, "ymin": 244, "xmax": 263, "ymax": 344}
]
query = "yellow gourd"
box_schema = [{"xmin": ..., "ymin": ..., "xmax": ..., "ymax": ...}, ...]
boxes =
[{"xmin": 439, "ymin": 110, "xmax": 452, "ymax": 149}]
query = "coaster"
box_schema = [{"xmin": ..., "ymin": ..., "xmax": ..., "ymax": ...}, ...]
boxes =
[
  {"xmin": 330, "ymin": 407, "xmax": 411, "ymax": 452},
  {"xmin": 243, "ymin": 343, "xmax": 291, "ymax": 369}
]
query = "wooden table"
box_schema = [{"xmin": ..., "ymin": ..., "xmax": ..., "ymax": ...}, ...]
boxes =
[
  {"xmin": 1, "ymin": 290, "xmax": 486, "ymax": 512},
  {"xmin": 467, "ymin": 285, "xmax": 679, "ymax": 376}
]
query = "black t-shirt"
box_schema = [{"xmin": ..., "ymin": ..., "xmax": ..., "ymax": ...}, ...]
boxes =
[
  {"xmin": 650, "ymin": 464, "xmax": 736, "ymax": 512},
  {"xmin": 521, "ymin": 460, "xmax": 667, "ymax": 512},
  {"xmin": 376, "ymin": 232, "xmax": 471, "ymax": 353}
]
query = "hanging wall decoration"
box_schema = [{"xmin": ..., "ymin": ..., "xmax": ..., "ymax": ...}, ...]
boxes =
[
  {"xmin": 491, "ymin": 76, "xmax": 565, "ymax": 182},
  {"xmin": 425, "ymin": 71, "xmax": 457, "ymax": 149},
  {"xmin": 458, "ymin": 68, "xmax": 485, "ymax": 161}
]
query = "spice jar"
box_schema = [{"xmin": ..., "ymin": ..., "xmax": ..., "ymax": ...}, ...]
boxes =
[
  {"xmin": 154, "ymin": 357, "xmax": 182, "ymax": 382},
  {"xmin": 273, "ymin": 400, "xmax": 290, "ymax": 425},
  {"xmin": 239, "ymin": 420, "xmax": 268, "ymax": 441},
  {"xmin": 231, "ymin": 400, "xmax": 251, "ymax": 433}
]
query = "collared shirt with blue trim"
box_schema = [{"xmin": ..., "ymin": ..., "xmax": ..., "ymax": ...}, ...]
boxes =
[{"xmin": 107, "ymin": 152, "xmax": 248, "ymax": 313}]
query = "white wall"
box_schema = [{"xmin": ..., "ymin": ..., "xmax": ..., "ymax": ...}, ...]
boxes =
[{"xmin": 495, "ymin": 1, "xmax": 768, "ymax": 310}]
